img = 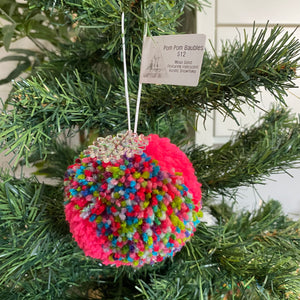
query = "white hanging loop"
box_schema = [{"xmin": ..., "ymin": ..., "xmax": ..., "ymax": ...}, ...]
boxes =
[
  {"xmin": 134, "ymin": 83, "xmax": 143, "ymax": 133},
  {"xmin": 121, "ymin": 11, "xmax": 131, "ymax": 132},
  {"xmin": 121, "ymin": 11, "xmax": 147, "ymax": 134},
  {"xmin": 134, "ymin": 22, "xmax": 147, "ymax": 134}
]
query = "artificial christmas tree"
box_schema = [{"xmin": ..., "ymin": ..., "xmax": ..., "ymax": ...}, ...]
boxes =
[{"xmin": 0, "ymin": 1, "xmax": 299, "ymax": 299}]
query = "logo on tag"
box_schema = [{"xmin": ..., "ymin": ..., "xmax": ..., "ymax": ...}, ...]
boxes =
[
  {"xmin": 144, "ymin": 51, "xmax": 168, "ymax": 79},
  {"xmin": 140, "ymin": 34, "xmax": 206, "ymax": 87}
]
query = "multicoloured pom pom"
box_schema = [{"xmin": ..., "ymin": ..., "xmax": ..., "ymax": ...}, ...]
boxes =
[{"xmin": 64, "ymin": 132, "xmax": 202, "ymax": 267}]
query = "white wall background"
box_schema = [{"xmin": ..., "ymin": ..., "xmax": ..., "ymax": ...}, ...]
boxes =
[
  {"xmin": 0, "ymin": 37, "xmax": 47, "ymax": 179},
  {"xmin": 196, "ymin": 0, "xmax": 300, "ymax": 219}
]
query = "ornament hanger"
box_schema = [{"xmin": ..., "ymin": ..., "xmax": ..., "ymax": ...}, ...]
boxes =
[{"xmin": 121, "ymin": 11, "xmax": 146, "ymax": 134}]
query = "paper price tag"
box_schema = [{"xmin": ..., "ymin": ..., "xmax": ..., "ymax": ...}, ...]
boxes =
[{"xmin": 139, "ymin": 34, "xmax": 206, "ymax": 87}]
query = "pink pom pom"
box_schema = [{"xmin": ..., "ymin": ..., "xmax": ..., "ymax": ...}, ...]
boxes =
[{"xmin": 64, "ymin": 133, "xmax": 202, "ymax": 267}]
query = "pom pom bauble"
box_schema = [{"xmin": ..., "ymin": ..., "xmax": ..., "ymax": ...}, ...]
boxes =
[{"xmin": 64, "ymin": 132, "xmax": 202, "ymax": 267}]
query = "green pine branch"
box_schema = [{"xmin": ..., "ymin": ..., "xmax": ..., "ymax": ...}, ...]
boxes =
[
  {"xmin": 136, "ymin": 200, "xmax": 300, "ymax": 300},
  {"xmin": 0, "ymin": 0, "xmax": 73, "ymax": 84},
  {"xmin": 141, "ymin": 25, "xmax": 300, "ymax": 122},
  {"xmin": 1, "ymin": 1, "xmax": 299, "ymax": 299},
  {"xmin": 1, "ymin": 173, "xmax": 299, "ymax": 299},
  {"xmin": 1, "ymin": 0, "xmax": 299, "ymax": 165},
  {"xmin": 0, "ymin": 0, "xmax": 208, "ymax": 85},
  {"xmin": 1, "ymin": 24, "xmax": 299, "ymax": 165},
  {"xmin": 188, "ymin": 107, "xmax": 300, "ymax": 194},
  {"xmin": 0, "ymin": 0, "xmax": 71, "ymax": 49},
  {"xmin": 0, "ymin": 174, "xmax": 110, "ymax": 299}
]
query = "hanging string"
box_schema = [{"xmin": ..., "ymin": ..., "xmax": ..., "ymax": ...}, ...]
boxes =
[
  {"xmin": 121, "ymin": 11, "xmax": 131, "ymax": 132},
  {"xmin": 121, "ymin": 11, "xmax": 147, "ymax": 134},
  {"xmin": 134, "ymin": 22, "xmax": 147, "ymax": 134}
]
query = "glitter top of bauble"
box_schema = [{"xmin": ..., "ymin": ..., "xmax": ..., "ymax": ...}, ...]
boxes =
[
  {"xmin": 84, "ymin": 131, "xmax": 148, "ymax": 163},
  {"xmin": 64, "ymin": 131, "xmax": 202, "ymax": 267}
]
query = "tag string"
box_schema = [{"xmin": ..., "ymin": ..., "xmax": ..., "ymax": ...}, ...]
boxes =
[{"xmin": 121, "ymin": 11, "xmax": 147, "ymax": 134}]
